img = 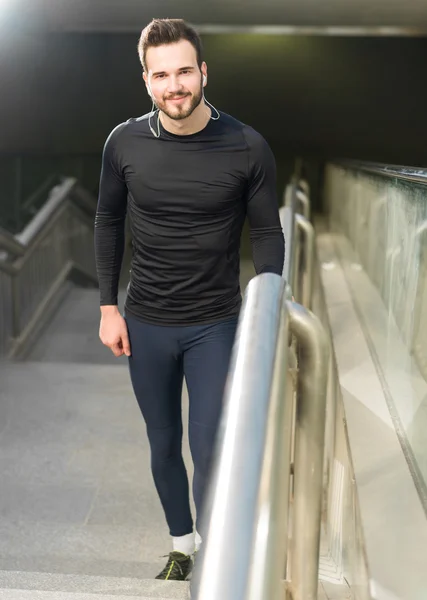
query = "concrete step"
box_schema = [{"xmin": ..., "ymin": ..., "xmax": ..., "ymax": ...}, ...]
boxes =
[
  {"xmin": 0, "ymin": 592, "xmax": 185, "ymax": 600},
  {"xmin": 0, "ymin": 571, "xmax": 189, "ymax": 599},
  {"xmin": 25, "ymin": 287, "xmax": 127, "ymax": 365}
]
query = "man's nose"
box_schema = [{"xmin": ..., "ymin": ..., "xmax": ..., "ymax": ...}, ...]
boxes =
[{"xmin": 167, "ymin": 76, "xmax": 183, "ymax": 93}]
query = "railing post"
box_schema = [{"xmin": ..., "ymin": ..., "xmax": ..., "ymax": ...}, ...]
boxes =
[
  {"xmin": 296, "ymin": 189, "xmax": 310, "ymax": 221},
  {"xmin": 11, "ymin": 274, "xmax": 21, "ymax": 341},
  {"xmin": 286, "ymin": 301, "xmax": 330, "ymax": 600},
  {"xmin": 295, "ymin": 214, "xmax": 314, "ymax": 310},
  {"xmin": 299, "ymin": 178, "xmax": 310, "ymax": 198},
  {"xmin": 284, "ymin": 183, "xmax": 295, "ymax": 207},
  {"xmin": 280, "ymin": 206, "xmax": 295, "ymax": 295}
]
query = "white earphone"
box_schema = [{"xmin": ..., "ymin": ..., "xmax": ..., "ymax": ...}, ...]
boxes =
[{"xmin": 203, "ymin": 74, "xmax": 207, "ymax": 86}]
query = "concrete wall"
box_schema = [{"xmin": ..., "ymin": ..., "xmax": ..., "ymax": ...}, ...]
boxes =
[
  {"xmin": 2, "ymin": 32, "xmax": 427, "ymax": 165},
  {"xmin": 2, "ymin": 32, "xmax": 427, "ymax": 233}
]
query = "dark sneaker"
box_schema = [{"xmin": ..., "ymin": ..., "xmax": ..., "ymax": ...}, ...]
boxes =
[
  {"xmin": 185, "ymin": 551, "xmax": 198, "ymax": 582},
  {"xmin": 155, "ymin": 551, "xmax": 193, "ymax": 581}
]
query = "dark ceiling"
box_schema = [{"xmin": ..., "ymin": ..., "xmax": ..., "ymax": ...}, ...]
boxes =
[
  {"xmin": 6, "ymin": 0, "xmax": 427, "ymax": 32},
  {"xmin": 2, "ymin": 1, "xmax": 427, "ymax": 168}
]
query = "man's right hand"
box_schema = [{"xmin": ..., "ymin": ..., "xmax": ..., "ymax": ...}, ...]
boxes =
[{"xmin": 99, "ymin": 306, "xmax": 131, "ymax": 357}]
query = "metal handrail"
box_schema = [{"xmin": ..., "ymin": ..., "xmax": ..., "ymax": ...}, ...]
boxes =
[
  {"xmin": 0, "ymin": 227, "xmax": 25, "ymax": 256},
  {"xmin": 0, "ymin": 177, "xmax": 98, "ymax": 357},
  {"xmin": 191, "ymin": 182, "xmax": 330, "ymax": 600},
  {"xmin": 192, "ymin": 274, "xmax": 292, "ymax": 600},
  {"xmin": 19, "ymin": 173, "xmax": 60, "ymax": 214},
  {"xmin": 16, "ymin": 178, "xmax": 77, "ymax": 246},
  {"xmin": 295, "ymin": 213, "xmax": 315, "ymax": 309},
  {"xmin": 296, "ymin": 189, "xmax": 310, "ymax": 220},
  {"xmin": 0, "ymin": 178, "xmax": 96, "ymax": 267},
  {"xmin": 299, "ymin": 179, "xmax": 310, "ymax": 198},
  {"xmin": 283, "ymin": 182, "xmax": 315, "ymax": 309},
  {"xmin": 338, "ymin": 160, "xmax": 427, "ymax": 186},
  {"xmin": 280, "ymin": 205, "xmax": 295, "ymax": 289},
  {"xmin": 288, "ymin": 304, "xmax": 329, "ymax": 600}
]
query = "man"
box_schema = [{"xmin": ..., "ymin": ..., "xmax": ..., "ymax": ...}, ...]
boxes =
[{"xmin": 94, "ymin": 18, "xmax": 284, "ymax": 581}]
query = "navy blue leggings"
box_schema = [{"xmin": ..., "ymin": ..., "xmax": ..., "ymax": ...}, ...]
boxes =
[{"xmin": 125, "ymin": 313, "xmax": 238, "ymax": 537}]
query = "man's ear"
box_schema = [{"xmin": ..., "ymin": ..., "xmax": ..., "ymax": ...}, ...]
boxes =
[
  {"xmin": 201, "ymin": 62, "xmax": 208, "ymax": 86},
  {"xmin": 143, "ymin": 72, "xmax": 153, "ymax": 99}
]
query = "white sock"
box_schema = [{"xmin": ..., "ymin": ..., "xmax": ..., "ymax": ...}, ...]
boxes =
[
  {"xmin": 173, "ymin": 532, "xmax": 195, "ymax": 556},
  {"xmin": 195, "ymin": 530, "xmax": 202, "ymax": 552}
]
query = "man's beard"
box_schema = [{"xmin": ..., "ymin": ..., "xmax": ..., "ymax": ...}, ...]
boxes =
[{"xmin": 157, "ymin": 84, "xmax": 203, "ymax": 121}]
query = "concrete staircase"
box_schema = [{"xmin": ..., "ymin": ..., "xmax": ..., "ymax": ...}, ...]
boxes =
[
  {"xmin": 0, "ymin": 264, "xmax": 256, "ymax": 599},
  {"xmin": 0, "ymin": 353, "xmax": 192, "ymax": 600},
  {"xmin": 0, "ymin": 286, "xmax": 197, "ymax": 599},
  {"xmin": 0, "ymin": 572, "xmax": 189, "ymax": 599}
]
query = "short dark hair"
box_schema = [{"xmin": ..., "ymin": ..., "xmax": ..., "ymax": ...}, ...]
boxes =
[{"xmin": 138, "ymin": 19, "xmax": 203, "ymax": 72}]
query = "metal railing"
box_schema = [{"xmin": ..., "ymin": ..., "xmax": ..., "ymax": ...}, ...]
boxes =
[
  {"xmin": 339, "ymin": 159, "xmax": 427, "ymax": 186},
  {"xmin": 0, "ymin": 178, "xmax": 98, "ymax": 358},
  {"xmin": 191, "ymin": 180, "xmax": 330, "ymax": 600},
  {"xmin": 325, "ymin": 160, "xmax": 427, "ymax": 514},
  {"xmin": 327, "ymin": 161, "xmax": 427, "ymax": 384},
  {"xmin": 0, "ymin": 154, "xmax": 101, "ymax": 233}
]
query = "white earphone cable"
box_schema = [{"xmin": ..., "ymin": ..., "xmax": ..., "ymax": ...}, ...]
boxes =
[
  {"xmin": 203, "ymin": 93, "xmax": 220, "ymax": 120},
  {"xmin": 148, "ymin": 105, "xmax": 161, "ymax": 139}
]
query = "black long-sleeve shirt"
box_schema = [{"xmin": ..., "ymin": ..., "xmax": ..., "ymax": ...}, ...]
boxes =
[{"xmin": 94, "ymin": 111, "xmax": 285, "ymax": 325}]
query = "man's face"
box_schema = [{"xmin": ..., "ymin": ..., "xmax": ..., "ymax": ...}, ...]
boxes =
[{"xmin": 145, "ymin": 40, "xmax": 205, "ymax": 121}]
